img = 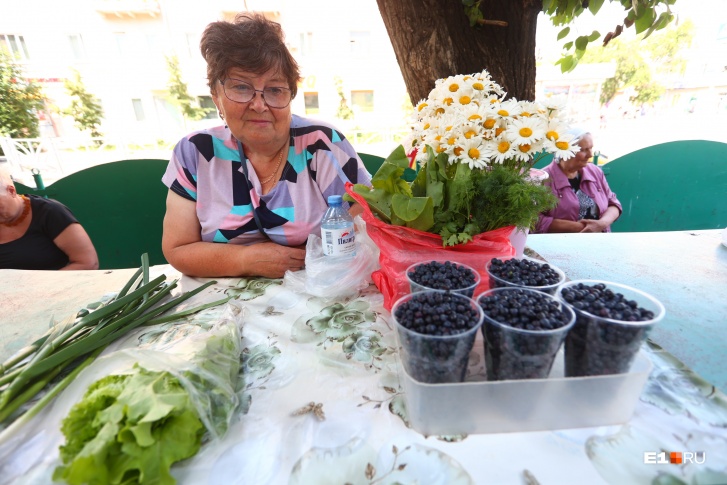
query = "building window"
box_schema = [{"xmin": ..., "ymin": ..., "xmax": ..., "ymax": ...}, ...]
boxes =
[
  {"xmin": 299, "ymin": 32, "xmax": 313, "ymax": 56},
  {"xmin": 131, "ymin": 98, "xmax": 145, "ymax": 121},
  {"xmin": 114, "ymin": 32, "xmax": 129, "ymax": 58},
  {"xmin": 304, "ymin": 92, "xmax": 319, "ymax": 115},
  {"xmin": 349, "ymin": 31, "xmax": 370, "ymax": 56},
  {"xmin": 198, "ymin": 96, "xmax": 218, "ymax": 120},
  {"xmin": 351, "ymin": 90, "xmax": 374, "ymax": 112},
  {"xmin": 0, "ymin": 34, "xmax": 30, "ymax": 61},
  {"xmin": 68, "ymin": 34, "xmax": 86, "ymax": 60}
]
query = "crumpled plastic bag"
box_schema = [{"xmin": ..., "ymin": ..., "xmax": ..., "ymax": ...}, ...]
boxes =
[{"xmin": 284, "ymin": 215, "xmax": 380, "ymax": 298}]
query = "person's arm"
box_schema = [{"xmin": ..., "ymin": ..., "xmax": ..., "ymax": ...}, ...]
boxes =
[
  {"xmin": 54, "ymin": 223, "xmax": 99, "ymax": 270},
  {"xmin": 579, "ymin": 206, "xmax": 620, "ymax": 233},
  {"xmin": 161, "ymin": 191, "xmax": 306, "ymax": 278},
  {"xmin": 546, "ymin": 218, "xmax": 587, "ymax": 233}
]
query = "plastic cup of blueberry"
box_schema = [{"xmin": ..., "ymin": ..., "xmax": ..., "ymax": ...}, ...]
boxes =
[
  {"xmin": 476, "ymin": 287, "xmax": 576, "ymax": 381},
  {"xmin": 556, "ymin": 280, "xmax": 666, "ymax": 377},
  {"xmin": 486, "ymin": 256, "xmax": 566, "ymax": 295},
  {"xmin": 406, "ymin": 260, "xmax": 481, "ymax": 298},
  {"xmin": 392, "ymin": 289, "xmax": 484, "ymax": 384}
]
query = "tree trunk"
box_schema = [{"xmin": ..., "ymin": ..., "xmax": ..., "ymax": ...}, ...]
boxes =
[{"xmin": 376, "ymin": 0, "xmax": 541, "ymax": 103}]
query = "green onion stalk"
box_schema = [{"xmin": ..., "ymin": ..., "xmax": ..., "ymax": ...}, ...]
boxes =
[{"xmin": 0, "ymin": 253, "xmax": 231, "ymax": 439}]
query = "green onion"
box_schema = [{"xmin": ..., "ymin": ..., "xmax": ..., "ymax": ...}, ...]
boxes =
[{"xmin": 0, "ymin": 254, "xmax": 230, "ymax": 435}]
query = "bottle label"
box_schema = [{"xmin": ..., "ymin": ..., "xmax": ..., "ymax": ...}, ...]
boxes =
[{"xmin": 322, "ymin": 227, "xmax": 356, "ymax": 257}]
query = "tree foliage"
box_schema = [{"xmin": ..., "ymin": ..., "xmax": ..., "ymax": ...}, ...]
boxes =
[
  {"xmin": 62, "ymin": 70, "xmax": 104, "ymax": 138},
  {"xmin": 0, "ymin": 50, "xmax": 44, "ymax": 141},
  {"xmin": 165, "ymin": 55, "xmax": 210, "ymax": 121},
  {"xmin": 377, "ymin": 0, "xmax": 680, "ymax": 103},
  {"xmin": 542, "ymin": 0, "xmax": 679, "ymax": 73},
  {"xmin": 334, "ymin": 76, "xmax": 354, "ymax": 120},
  {"xmin": 581, "ymin": 20, "xmax": 693, "ymax": 105}
]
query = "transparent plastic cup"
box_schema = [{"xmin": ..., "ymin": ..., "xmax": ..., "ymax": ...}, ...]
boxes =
[
  {"xmin": 476, "ymin": 287, "xmax": 576, "ymax": 381},
  {"xmin": 556, "ymin": 280, "xmax": 666, "ymax": 377},
  {"xmin": 392, "ymin": 290, "xmax": 484, "ymax": 384},
  {"xmin": 406, "ymin": 260, "xmax": 481, "ymax": 298},
  {"xmin": 486, "ymin": 256, "xmax": 566, "ymax": 295}
]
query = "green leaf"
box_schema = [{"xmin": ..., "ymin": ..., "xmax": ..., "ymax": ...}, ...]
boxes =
[
  {"xmin": 563, "ymin": 41, "xmax": 573, "ymax": 50},
  {"xmin": 588, "ymin": 0, "xmax": 605, "ymax": 15},
  {"xmin": 559, "ymin": 55, "xmax": 575, "ymax": 73},
  {"xmin": 391, "ymin": 194, "xmax": 434, "ymax": 231},
  {"xmin": 635, "ymin": 7, "xmax": 657, "ymax": 34},
  {"xmin": 588, "ymin": 30, "xmax": 600, "ymax": 42},
  {"xmin": 575, "ymin": 35, "xmax": 589, "ymax": 52},
  {"xmin": 557, "ymin": 26, "xmax": 570, "ymax": 40}
]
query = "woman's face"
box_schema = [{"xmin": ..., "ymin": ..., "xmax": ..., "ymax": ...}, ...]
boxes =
[
  {"xmin": 562, "ymin": 134, "xmax": 594, "ymax": 172},
  {"xmin": 213, "ymin": 67, "xmax": 292, "ymax": 152},
  {"xmin": 0, "ymin": 185, "xmax": 19, "ymax": 224}
]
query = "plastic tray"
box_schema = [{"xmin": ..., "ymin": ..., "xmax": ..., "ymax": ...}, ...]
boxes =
[{"xmin": 399, "ymin": 332, "xmax": 652, "ymax": 435}]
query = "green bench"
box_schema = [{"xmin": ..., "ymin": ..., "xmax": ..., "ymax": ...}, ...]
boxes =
[{"xmin": 16, "ymin": 159, "xmax": 169, "ymax": 269}]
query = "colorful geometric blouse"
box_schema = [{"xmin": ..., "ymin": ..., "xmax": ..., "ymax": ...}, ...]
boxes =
[{"xmin": 162, "ymin": 115, "xmax": 371, "ymax": 247}]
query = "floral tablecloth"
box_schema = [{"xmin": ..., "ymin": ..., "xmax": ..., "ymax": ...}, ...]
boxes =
[{"xmin": 3, "ymin": 269, "xmax": 727, "ymax": 485}]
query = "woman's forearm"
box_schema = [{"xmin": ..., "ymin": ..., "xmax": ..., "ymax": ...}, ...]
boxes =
[
  {"xmin": 164, "ymin": 240, "xmax": 306, "ymax": 278},
  {"xmin": 547, "ymin": 218, "xmax": 586, "ymax": 233}
]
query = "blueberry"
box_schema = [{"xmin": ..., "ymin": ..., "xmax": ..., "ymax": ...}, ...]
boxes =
[{"xmin": 488, "ymin": 258, "xmax": 562, "ymax": 293}]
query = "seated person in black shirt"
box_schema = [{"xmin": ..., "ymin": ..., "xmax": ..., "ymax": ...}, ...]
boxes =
[{"xmin": 0, "ymin": 167, "xmax": 98, "ymax": 270}]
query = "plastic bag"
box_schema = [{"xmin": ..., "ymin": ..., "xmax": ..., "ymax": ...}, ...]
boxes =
[
  {"xmin": 284, "ymin": 215, "xmax": 380, "ymax": 298},
  {"xmin": 345, "ymin": 182, "xmax": 515, "ymax": 310},
  {"xmin": 0, "ymin": 300, "xmax": 246, "ymax": 485}
]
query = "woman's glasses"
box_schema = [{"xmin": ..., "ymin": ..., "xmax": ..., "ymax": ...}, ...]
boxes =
[{"xmin": 219, "ymin": 79, "xmax": 292, "ymax": 108}]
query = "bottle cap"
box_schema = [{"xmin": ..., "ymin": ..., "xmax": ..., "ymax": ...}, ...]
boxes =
[{"xmin": 327, "ymin": 195, "xmax": 343, "ymax": 205}]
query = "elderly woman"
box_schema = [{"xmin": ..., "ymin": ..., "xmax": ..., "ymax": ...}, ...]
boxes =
[
  {"xmin": 535, "ymin": 130, "xmax": 622, "ymax": 233},
  {"xmin": 0, "ymin": 167, "xmax": 98, "ymax": 270},
  {"xmin": 162, "ymin": 13, "xmax": 370, "ymax": 278}
]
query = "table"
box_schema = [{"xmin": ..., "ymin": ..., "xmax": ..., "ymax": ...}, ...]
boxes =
[
  {"xmin": 2, "ymin": 264, "xmax": 727, "ymax": 485},
  {"xmin": 527, "ymin": 229, "xmax": 727, "ymax": 393}
]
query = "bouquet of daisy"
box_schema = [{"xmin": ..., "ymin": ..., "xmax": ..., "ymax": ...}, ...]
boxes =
[{"xmin": 348, "ymin": 69, "xmax": 576, "ymax": 247}]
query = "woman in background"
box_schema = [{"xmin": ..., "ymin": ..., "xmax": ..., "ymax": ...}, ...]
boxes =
[
  {"xmin": 0, "ymin": 167, "xmax": 98, "ymax": 270},
  {"xmin": 535, "ymin": 129, "xmax": 622, "ymax": 233}
]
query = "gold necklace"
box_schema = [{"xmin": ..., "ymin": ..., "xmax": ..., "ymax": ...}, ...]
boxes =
[
  {"xmin": 259, "ymin": 146, "xmax": 285, "ymax": 185},
  {"xmin": 2, "ymin": 196, "xmax": 31, "ymax": 227}
]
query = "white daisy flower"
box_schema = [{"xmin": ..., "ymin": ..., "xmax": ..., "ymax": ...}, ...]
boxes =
[
  {"xmin": 505, "ymin": 117, "xmax": 546, "ymax": 145},
  {"xmin": 544, "ymin": 134, "xmax": 578, "ymax": 159},
  {"xmin": 459, "ymin": 137, "xmax": 488, "ymax": 170}
]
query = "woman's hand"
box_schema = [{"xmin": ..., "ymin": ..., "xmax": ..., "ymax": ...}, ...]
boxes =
[
  {"xmin": 162, "ymin": 190, "xmax": 306, "ymax": 278},
  {"xmin": 579, "ymin": 219, "xmax": 607, "ymax": 233}
]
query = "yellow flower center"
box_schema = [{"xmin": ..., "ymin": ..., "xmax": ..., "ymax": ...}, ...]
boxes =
[
  {"xmin": 495, "ymin": 127, "xmax": 505, "ymax": 137},
  {"xmin": 546, "ymin": 130, "xmax": 559, "ymax": 141},
  {"xmin": 490, "ymin": 99, "xmax": 498, "ymax": 104},
  {"xmin": 472, "ymin": 82, "xmax": 484, "ymax": 91},
  {"xmin": 454, "ymin": 147, "xmax": 464, "ymax": 156},
  {"xmin": 443, "ymin": 97, "xmax": 453, "ymax": 106},
  {"xmin": 484, "ymin": 119, "xmax": 496, "ymax": 129},
  {"xmin": 497, "ymin": 141, "xmax": 511, "ymax": 153},
  {"xmin": 435, "ymin": 107, "xmax": 445, "ymax": 115},
  {"xmin": 448, "ymin": 83, "xmax": 459, "ymax": 92},
  {"xmin": 555, "ymin": 141, "xmax": 570, "ymax": 150},
  {"xmin": 445, "ymin": 125, "xmax": 453, "ymax": 131},
  {"xmin": 447, "ymin": 137, "xmax": 456, "ymax": 146},
  {"xmin": 497, "ymin": 109, "xmax": 509, "ymax": 117},
  {"xmin": 464, "ymin": 129, "xmax": 477, "ymax": 139},
  {"xmin": 521, "ymin": 112, "xmax": 531, "ymax": 117},
  {"xmin": 468, "ymin": 114, "xmax": 482, "ymax": 121},
  {"xmin": 519, "ymin": 144, "xmax": 531, "ymax": 153},
  {"xmin": 519, "ymin": 127, "xmax": 533, "ymax": 138},
  {"xmin": 435, "ymin": 135, "xmax": 442, "ymax": 142},
  {"xmin": 459, "ymin": 96, "xmax": 471, "ymax": 105},
  {"xmin": 468, "ymin": 147, "xmax": 480, "ymax": 159},
  {"xmin": 436, "ymin": 145, "xmax": 446, "ymax": 153},
  {"xmin": 423, "ymin": 123, "xmax": 430, "ymax": 130},
  {"xmin": 417, "ymin": 103, "xmax": 428, "ymax": 112}
]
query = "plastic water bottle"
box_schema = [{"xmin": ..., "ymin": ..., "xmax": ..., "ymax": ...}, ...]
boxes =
[{"xmin": 321, "ymin": 195, "xmax": 356, "ymax": 258}]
